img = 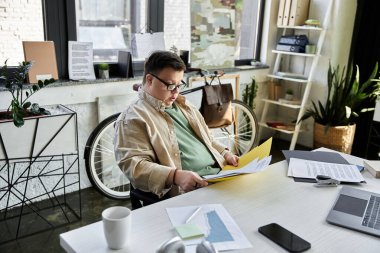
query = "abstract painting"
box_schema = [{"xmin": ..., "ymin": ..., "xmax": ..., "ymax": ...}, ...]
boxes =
[{"xmin": 191, "ymin": 0, "xmax": 236, "ymax": 69}]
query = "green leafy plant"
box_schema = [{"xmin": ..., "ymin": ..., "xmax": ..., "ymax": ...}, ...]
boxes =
[
  {"xmin": 242, "ymin": 77, "xmax": 258, "ymax": 109},
  {"xmin": 240, "ymin": 77, "xmax": 257, "ymax": 141},
  {"xmin": 0, "ymin": 60, "xmax": 55, "ymax": 127},
  {"xmin": 169, "ymin": 45, "xmax": 178, "ymax": 55},
  {"xmin": 286, "ymin": 88, "xmax": 294, "ymax": 95},
  {"xmin": 299, "ymin": 62, "xmax": 380, "ymax": 128},
  {"xmin": 98, "ymin": 63, "xmax": 109, "ymax": 71}
]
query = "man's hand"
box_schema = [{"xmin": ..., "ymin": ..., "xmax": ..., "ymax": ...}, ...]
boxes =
[
  {"xmin": 175, "ymin": 170, "xmax": 208, "ymax": 192},
  {"xmin": 224, "ymin": 152, "xmax": 239, "ymax": 167}
]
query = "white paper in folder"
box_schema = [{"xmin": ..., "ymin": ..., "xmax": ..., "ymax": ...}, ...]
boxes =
[{"xmin": 288, "ymin": 158, "xmax": 365, "ymax": 183}]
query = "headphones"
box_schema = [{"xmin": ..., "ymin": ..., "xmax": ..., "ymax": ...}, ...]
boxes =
[{"xmin": 156, "ymin": 236, "xmax": 218, "ymax": 253}]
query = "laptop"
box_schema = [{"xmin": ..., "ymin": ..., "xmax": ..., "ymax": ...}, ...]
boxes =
[{"xmin": 326, "ymin": 186, "xmax": 380, "ymax": 237}]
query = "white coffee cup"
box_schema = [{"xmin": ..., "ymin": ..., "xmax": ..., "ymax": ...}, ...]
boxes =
[{"xmin": 102, "ymin": 206, "xmax": 131, "ymax": 250}]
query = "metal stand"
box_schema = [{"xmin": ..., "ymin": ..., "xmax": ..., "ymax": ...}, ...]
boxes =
[{"xmin": 0, "ymin": 107, "xmax": 81, "ymax": 244}]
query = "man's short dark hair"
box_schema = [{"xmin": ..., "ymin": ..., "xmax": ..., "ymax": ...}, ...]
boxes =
[{"xmin": 143, "ymin": 50, "xmax": 186, "ymax": 84}]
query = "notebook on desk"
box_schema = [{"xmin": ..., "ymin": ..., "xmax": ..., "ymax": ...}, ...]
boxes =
[{"xmin": 326, "ymin": 187, "xmax": 380, "ymax": 237}]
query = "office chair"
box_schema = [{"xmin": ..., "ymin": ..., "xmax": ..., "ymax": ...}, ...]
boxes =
[{"xmin": 130, "ymin": 185, "xmax": 171, "ymax": 210}]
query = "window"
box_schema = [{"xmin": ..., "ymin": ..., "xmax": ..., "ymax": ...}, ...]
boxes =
[
  {"xmin": 75, "ymin": 0, "xmax": 263, "ymax": 64},
  {"xmin": 236, "ymin": 0, "xmax": 264, "ymax": 60},
  {"xmin": 163, "ymin": 0, "xmax": 191, "ymax": 55},
  {"xmin": 3, "ymin": 0, "xmax": 263, "ymax": 79},
  {"xmin": 76, "ymin": 0, "xmax": 142, "ymax": 63}
]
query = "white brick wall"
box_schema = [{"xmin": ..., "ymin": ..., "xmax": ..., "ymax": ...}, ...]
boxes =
[
  {"xmin": 0, "ymin": 0, "xmax": 44, "ymax": 66},
  {"xmin": 0, "ymin": 1, "xmax": 191, "ymax": 65}
]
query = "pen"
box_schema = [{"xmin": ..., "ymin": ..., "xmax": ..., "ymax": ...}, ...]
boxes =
[{"xmin": 186, "ymin": 207, "xmax": 202, "ymax": 223}]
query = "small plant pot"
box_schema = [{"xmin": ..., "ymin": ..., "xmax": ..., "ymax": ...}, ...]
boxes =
[
  {"xmin": 305, "ymin": 44, "xmax": 316, "ymax": 54},
  {"xmin": 284, "ymin": 94, "xmax": 293, "ymax": 100},
  {"xmin": 99, "ymin": 69, "xmax": 109, "ymax": 79}
]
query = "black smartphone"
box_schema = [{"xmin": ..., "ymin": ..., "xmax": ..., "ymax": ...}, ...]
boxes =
[{"xmin": 258, "ymin": 223, "xmax": 311, "ymax": 252}]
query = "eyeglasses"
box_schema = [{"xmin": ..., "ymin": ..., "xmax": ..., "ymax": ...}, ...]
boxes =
[{"xmin": 149, "ymin": 73, "xmax": 187, "ymax": 91}]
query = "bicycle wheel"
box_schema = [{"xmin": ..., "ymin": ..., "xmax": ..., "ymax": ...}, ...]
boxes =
[
  {"xmin": 209, "ymin": 100, "xmax": 258, "ymax": 156},
  {"xmin": 84, "ymin": 113, "xmax": 131, "ymax": 200}
]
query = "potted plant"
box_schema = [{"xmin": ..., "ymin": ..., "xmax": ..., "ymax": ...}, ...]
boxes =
[
  {"xmin": 242, "ymin": 77, "xmax": 258, "ymax": 109},
  {"xmin": 98, "ymin": 63, "xmax": 109, "ymax": 79},
  {"xmin": 284, "ymin": 88, "xmax": 294, "ymax": 100},
  {"xmin": 0, "ymin": 60, "xmax": 55, "ymax": 127},
  {"xmin": 241, "ymin": 77, "xmax": 258, "ymax": 140},
  {"xmin": 300, "ymin": 62, "xmax": 380, "ymax": 153},
  {"xmin": 0, "ymin": 60, "xmax": 78, "ymax": 160}
]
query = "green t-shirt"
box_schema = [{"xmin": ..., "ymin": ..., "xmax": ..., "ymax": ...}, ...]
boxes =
[{"xmin": 165, "ymin": 104, "xmax": 220, "ymax": 176}]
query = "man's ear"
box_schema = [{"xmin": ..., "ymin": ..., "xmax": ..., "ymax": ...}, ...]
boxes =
[{"xmin": 145, "ymin": 74, "xmax": 153, "ymax": 85}]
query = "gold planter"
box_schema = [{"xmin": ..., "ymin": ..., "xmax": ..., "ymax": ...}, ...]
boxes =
[{"xmin": 314, "ymin": 123, "xmax": 356, "ymax": 154}]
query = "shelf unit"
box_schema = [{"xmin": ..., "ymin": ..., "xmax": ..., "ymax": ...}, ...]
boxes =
[{"xmin": 260, "ymin": 0, "xmax": 333, "ymax": 150}]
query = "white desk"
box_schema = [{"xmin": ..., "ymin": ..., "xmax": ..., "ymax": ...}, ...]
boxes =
[{"xmin": 60, "ymin": 161, "xmax": 380, "ymax": 252}]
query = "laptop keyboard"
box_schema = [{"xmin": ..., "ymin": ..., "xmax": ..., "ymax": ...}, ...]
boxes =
[{"xmin": 362, "ymin": 195, "xmax": 380, "ymax": 230}]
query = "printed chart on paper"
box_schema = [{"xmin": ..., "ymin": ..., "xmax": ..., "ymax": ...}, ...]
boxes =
[{"xmin": 166, "ymin": 204, "xmax": 252, "ymax": 252}]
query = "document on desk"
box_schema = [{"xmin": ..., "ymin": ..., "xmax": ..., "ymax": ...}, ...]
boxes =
[
  {"xmin": 166, "ymin": 204, "xmax": 252, "ymax": 252},
  {"xmin": 204, "ymin": 137, "xmax": 272, "ymax": 182},
  {"xmin": 288, "ymin": 158, "xmax": 365, "ymax": 183}
]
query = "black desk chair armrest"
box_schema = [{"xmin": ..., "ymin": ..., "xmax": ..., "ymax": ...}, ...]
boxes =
[{"xmin": 130, "ymin": 185, "xmax": 171, "ymax": 210}]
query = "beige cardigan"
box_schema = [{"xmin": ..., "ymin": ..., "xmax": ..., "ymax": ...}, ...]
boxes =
[{"xmin": 114, "ymin": 90, "xmax": 227, "ymax": 198}]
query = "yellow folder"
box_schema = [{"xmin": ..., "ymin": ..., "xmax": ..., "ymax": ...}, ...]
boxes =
[{"xmin": 207, "ymin": 137, "xmax": 272, "ymax": 183}]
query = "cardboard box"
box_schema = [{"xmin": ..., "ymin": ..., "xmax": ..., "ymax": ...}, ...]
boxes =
[
  {"xmin": 364, "ymin": 160, "xmax": 380, "ymax": 178},
  {"xmin": 23, "ymin": 41, "xmax": 59, "ymax": 83}
]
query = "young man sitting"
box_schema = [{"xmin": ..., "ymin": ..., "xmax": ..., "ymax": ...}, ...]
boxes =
[{"xmin": 114, "ymin": 50, "xmax": 238, "ymax": 199}]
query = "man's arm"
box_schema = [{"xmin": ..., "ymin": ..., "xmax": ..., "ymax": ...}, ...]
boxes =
[
  {"xmin": 114, "ymin": 118, "xmax": 172, "ymax": 197},
  {"xmin": 169, "ymin": 169, "xmax": 208, "ymax": 192}
]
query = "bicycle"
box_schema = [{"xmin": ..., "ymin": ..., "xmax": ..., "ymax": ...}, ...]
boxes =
[{"xmin": 84, "ymin": 69, "xmax": 259, "ymax": 200}]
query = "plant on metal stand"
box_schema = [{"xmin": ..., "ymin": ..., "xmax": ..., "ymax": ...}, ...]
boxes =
[{"xmin": 0, "ymin": 60, "xmax": 55, "ymax": 127}]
